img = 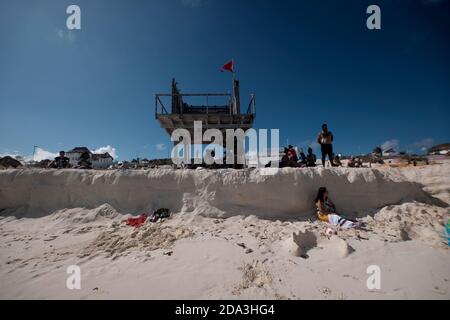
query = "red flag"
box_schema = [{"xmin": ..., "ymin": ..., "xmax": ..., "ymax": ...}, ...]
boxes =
[{"xmin": 220, "ymin": 59, "xmax": 234, "ymax": 73}]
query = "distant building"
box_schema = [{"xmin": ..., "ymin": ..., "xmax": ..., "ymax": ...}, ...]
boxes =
[
  {"xmin": 428, "ymin": 143, "xmax": 450, "ymax": 156},
  {"xmin": 382, "ymin": 148, "xmax": 396, "ymax": 157},
  {"xmin": 0, "ymin": 156, "xmax": 23, "ymax": 168},
  {"xmin": 66, "ymin": 147, "xmax": 91, "ymax": 167},
  {"xmin": 91, "ymin": 152, "xmax": 114, "ymax": 169},
  {"xmin": 66, "ymin": 147, "xmax": 114, "ymax": 169}
]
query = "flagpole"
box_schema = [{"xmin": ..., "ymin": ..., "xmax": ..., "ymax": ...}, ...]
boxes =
[
  {"xmin": 220, "ymin": 58, "xmax": 236, "ymax": 113},
  {"xmin": 231, "ymin": 58, "xmax": 235, "ymax": 93},
  {"xmin": 232, "ymin": 58, "xmax": 236, "ymax": 114},
  {"xmin": 232, "ymin": 58, "xmax": 236, "ymax": 81}
]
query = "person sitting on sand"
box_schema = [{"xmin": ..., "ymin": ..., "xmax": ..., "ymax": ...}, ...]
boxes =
[
  {"xmin": 298, "ymin": 148, "xmax": 307, "ymax": 165},
  {"xmin": 52, "ymin": 151, "xmax": 70, "ymax": 169},
  {"xmin": 287, "ymin": 145, "xmax": 298, "ymax": 163},
  {"xmin": 348, "ymin": 156, "xmax": 362, "ymax": 168},
  {"xmin": 315, "ymin": 187, "xmax": 362, "ymax": 229},
  {"xmin": 348, "ymin": 156, "xmax": 356, "ymax": 168},
  {"xmin": 77, "ymin": 151, "xmax": 93, "ymax": 169},
  {"xmin": 334, "ymin": 154, "xmax": 343, "ymax": 167},
  {"xmin": 280, "ymin": 148, "xmax": 290, "ymax": 168},
  {"xmin": 306, "ymin": 147, "xmax": 317, "ymax": 167}
]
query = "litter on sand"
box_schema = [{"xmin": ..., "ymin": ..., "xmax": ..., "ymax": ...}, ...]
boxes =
[
  {"xmin": 124, "ymin": 214, "xmax": 148, "ymax": 228},
  {"xmin": 149, "ymin": 208, "xmax": 170, "ymax": 222},
  {"xmin": 123, "ymin": 208, "xmax": 171, "ymax": 228}
]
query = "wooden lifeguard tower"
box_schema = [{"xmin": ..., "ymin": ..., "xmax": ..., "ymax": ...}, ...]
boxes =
[{"xmin": 155, "ymin": 78, "xmax": 256, "ymax": 166}]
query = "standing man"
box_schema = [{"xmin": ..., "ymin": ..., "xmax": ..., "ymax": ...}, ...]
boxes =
[{"xmin": 317, "ymin": 123, "xmax": 336, "ymax": 167}]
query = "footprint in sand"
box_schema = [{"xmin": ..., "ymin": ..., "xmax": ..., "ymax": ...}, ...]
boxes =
[
  {"xmin": 318, "ymin": 286, "xmax": 332, "ymax": 297},
  {"xmin": 62, "ymin": 228, "xmax": 73, "ymax": 234},
  {"xmin": 6, "ymin": 258, "xmax": 22, "ymax": 265},
  {"xmin": 343, "ymin": 274, "xmax": 359, "ymax": 281},
  {"xmin": 432, "ymin": 286, "xmax": 447, "ymax": 295},
  {"xmin": 44, "ymin": 235, "xmax": 58, "ymax": 241}
]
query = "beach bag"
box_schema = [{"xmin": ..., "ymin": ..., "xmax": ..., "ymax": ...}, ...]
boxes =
[{"xmin": 150, "ymin": 208, "xmax": 170, "ymax": 222}]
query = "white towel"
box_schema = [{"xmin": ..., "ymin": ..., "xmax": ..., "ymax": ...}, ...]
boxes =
[{"xmin": 327, "ymin": 214, "xmax": 355, "ymax": 229}]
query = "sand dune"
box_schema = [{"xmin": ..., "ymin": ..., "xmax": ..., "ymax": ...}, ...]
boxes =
[
  {"xmin": 399, "ymin": 162, "xmax": 450, "ymax": 205},
  {"xmin": 0, "ymin": 162, "xmax": 448, "ymax": 300},
  {"xmin": 0, "ymin": 166, "xmax": 442, "ymax": 219}
]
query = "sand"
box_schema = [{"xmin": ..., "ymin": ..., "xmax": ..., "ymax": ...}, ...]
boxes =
[
  {"xmin": 0, "ymin": 166, "xmax": 442, "ymax": 218},
  {"xmin": 0, "ymin": 161, "xmax": 449, "ymax": 299}
]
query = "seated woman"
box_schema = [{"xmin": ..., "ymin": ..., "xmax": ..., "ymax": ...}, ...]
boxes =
[
  {"xmin": 280, "ymin": 148, "xmax": 290, "ymax": 168},
  {"xmin": 305, "ymin": 147, "xmax": 317, "ymax": 167},
  {"xmin": 348, "ymin": 156, "xmax": 356, "ymax": 167},
  {"xmin": 298, "ymin": 148, "xmax": 307, "ymax": 165},
  {"xmin": 315, "ymin": 187, "xmax": 362, "ymax": 229}
]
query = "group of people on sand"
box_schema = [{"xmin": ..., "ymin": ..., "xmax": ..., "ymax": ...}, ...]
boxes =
[
  {"xmin": 279, "ymin": 123, "xmax": 367, "ymax": 169},
  {"xmin": 279, "ymin": 123, "xmax": 339, "ymax": 168},
  {"xmin": 50, "ymin": 151, "xmax": 93, "ymax": 169},
  {"xmin": 277, "ymin": 124, "xmax": 365, "ymax": 229},
  {"xmin": 280, "ymin": 145, "xmax": 318, "ymax": 168},
  {"xmin": 347, "ymin": 156, "xmax": 363, "ymax": 168}
]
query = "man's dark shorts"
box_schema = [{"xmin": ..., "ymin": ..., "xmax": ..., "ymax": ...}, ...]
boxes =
[{"xmin": 321, "ymin": 144, "xmax": 333, "ymax": 156}]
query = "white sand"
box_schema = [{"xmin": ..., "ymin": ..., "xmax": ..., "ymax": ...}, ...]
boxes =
[
  {"xmin": 0, "ymin": 162, "xmax": 449, "ymax": 299},
  {"xmin": 0, "ymin": 166, "xmax": 442, "ymax": 218},
  {"xmin": 400, "ymin": 162, "xmax": 450, "ymax": 204}
]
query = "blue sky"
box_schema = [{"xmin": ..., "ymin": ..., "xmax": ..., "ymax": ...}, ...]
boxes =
[{"xmin": 1, "ymin": 0, "xmax": 449, "ymax": 160}]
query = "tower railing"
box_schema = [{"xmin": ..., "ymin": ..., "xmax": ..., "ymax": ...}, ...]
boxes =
[{"xmin": 155, "ymin": 93, "xmax": 255, "ymax": 118}]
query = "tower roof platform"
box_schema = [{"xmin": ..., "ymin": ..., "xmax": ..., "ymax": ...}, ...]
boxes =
[{"xmin": 155, "ymin": 79, "xmax": 256, "ymax": 137}]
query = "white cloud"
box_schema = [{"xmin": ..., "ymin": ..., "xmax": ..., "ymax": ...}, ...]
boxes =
[
  {"xmin": 0, "ymin": 148, "xmax": 58, "ymax": 162},
  {"xmin": 2, "ymin": 146, "xmax": 118, "ymax": 162},
  {"xmin": 91, "ymin": 145, "xmax": 117, "ymax": 159},
  {"xmin": 0, "ymin": 152, "xmax": 21, "ymax": 159},
  {"xmin": 155, "ymin": 143, "xmax": 167, "ymax": 151},
  {"xmin": 32, "ymin": 148, "xmax": 59, "ymax": 162},
  {"xmin": 381, "ymin": 139, "xmax": 399, "ymax": 151}
]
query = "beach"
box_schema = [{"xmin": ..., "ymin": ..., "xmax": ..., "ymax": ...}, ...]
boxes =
[{"xmin": 0, "ymin": 161, "xmax": 449, "ymax": 300}]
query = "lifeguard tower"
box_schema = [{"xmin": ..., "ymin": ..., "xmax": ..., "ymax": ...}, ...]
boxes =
[
  {"xmin": 155, "ymin": 78, "xmax": 256, "ymax": 166},
  {"xmin": 155, "ymin": 78, "xmax": 256, "ymax": 137}
]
